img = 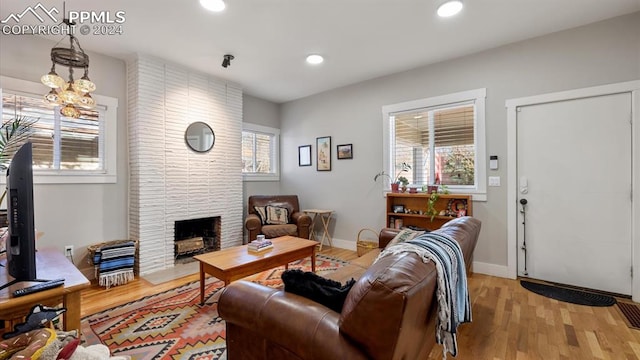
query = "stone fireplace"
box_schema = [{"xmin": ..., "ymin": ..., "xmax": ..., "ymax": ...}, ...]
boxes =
[
  {"xmin": 128, "ymin": 54, "xmax": 244, "ymax": 275},
  {"xmin": 174, "ymin": 217, "xmax": 221, "ymax": 258}
]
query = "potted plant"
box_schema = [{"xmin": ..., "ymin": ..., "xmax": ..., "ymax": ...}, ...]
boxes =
[
  {"xmin": 426, "ymin": 191, "xmax": 439, "ymax": 221},
  {"xmin": 397, "ymin": 176, "xmax": 409, "ymax": 193},
  {"xmin": 425, "ymin": 184, "xmax": 450, "ymax": 221},
  {"xmin": 0, "ymin": 115, "xmax": 37, "ymax": 206},
  {"xmin": 373, "ymin": 162, "xmax": 411, "ymax": 193}
]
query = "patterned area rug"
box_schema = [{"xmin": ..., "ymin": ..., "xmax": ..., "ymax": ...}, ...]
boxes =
[{"xmin": 81, "ymin": 254, "xmax": 347, "ymax": 360}]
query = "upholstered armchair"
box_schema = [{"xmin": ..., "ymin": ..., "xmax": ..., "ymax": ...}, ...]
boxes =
[{"xmin": 245, "ymin": 195, "xmax": 312, "ymax": 242}]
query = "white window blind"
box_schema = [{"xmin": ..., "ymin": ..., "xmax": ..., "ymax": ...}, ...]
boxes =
[
  {"xmin": 1, "ymin": 76, "xmax": 118, "ymax": 184},
  {"xmin": 2, "ymin": 91, "xmax": 103, "ymax": 172},
  {"xmin": 383, "ymin": 88, "xmax": 486, "ymax": 199},
  {"xmin": 393, "ymin": 102, "xmax": 475, "ymax": 186}
]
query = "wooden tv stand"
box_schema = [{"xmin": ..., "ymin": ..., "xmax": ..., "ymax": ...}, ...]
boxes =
[{"xmin": 0, "ymin": 248, "xmax": 90, "ymax": 333}]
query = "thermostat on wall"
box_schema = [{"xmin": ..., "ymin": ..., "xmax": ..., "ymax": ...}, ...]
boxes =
[{"xmin": 489, "ymin": 155, "xmax": 498, "ymax": 170}]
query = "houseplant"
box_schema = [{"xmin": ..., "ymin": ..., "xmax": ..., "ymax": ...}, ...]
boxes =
[
  {"xmin": 373, "ymin": 162, "xmax": 411, "ymax": 192},
  {"xmin": 397, "ymin": 176, "xmax": 409, "ymax": 192},
  {"xmin": 0, "ymin": 115, "xmax": 37, "ymax": 206},
  {"xmin": 425, "ymin": 184, "xmax": 450, "ymax": 221}
]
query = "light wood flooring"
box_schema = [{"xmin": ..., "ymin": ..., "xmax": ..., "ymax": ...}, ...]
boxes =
[{"xmin": 81, "ymin": 247, "xmax": 640, "ymax": 360}]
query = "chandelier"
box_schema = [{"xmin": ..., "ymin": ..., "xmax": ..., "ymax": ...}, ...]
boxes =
[{"xmin": 41, "ymin": 19, "xmax": 96, "ymax": 119}]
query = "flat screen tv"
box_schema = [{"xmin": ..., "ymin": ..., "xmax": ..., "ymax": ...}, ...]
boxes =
[{"xmin": 5, "ymin": 142, "xmax": 37, "ymax": 281}]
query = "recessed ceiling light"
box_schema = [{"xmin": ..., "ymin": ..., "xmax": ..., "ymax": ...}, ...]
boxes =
[
  {"xmin": 306, "ymin": 54, "xmax": 324, "ymax": 65},
  {"xmin": 437, "ymin": 0, "xmax": 463, "ymax": 17},
  {"xmin": 200, "ymin": 0, "xmax": 225, "ymax": 12}
]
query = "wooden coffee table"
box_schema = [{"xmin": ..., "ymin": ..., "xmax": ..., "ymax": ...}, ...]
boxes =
[{"xmin": 194, "ymin": 236, "xmax": 318, "ymax": 304}]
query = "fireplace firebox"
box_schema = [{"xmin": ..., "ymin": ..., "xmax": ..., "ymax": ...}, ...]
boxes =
[{"xmin": 174, "ymin": 217, "xmax": 221, "ymax": 258}]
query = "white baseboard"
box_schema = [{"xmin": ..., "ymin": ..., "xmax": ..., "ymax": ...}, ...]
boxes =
[
  {"xmin": 321, "ymin": 237, "xmax": 357, "ymax": 251},
  {"xmin": 472, "ymin": 261, "xmax": 513, "ymax": 279}
]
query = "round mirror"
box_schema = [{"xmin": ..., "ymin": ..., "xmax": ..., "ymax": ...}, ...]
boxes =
[{"xmin": 185, "ymin": 122, "xmax": 215, "ymax": 153}]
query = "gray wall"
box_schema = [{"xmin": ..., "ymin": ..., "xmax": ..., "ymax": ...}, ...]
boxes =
[
  {"xmin": 0, "ymin": 35, "xmax": 128, "ymax": 275},
  {"xmin": 280, "ymin": 12, "xmax": 640, "ymax": 267},
  {"xmin": 242, "ymin": 94, "xmax": 281, "ymax": 241}
]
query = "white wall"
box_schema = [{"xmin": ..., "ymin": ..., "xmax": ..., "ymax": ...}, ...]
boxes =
[
  {"xmin": 242, "ymin": 94, "xmax": 281, "ymax": 200},
  {"xmin": 0, "ymin": 35, "xmax": 128, "ymax": 278},
  {"xmin": 279, "ymin": 12, "xmax": 640, "ymax": 270}
]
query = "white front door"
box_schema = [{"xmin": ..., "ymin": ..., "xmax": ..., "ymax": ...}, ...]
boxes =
[{"xmin": 516, "ymin": 92, "xmax": 632, "ymax": 295}]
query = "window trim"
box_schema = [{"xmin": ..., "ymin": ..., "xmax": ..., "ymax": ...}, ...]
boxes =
[
  {"xmin": 1, "ymin": 76, "xmax": 118, "ymax": 184},
  {"xmin": 382, "ymin": 88, "xmax": 487, "ymax": 201},
  {"xmin": 242, "ymin": 123, "xmax": 280, "ymax": 182}
]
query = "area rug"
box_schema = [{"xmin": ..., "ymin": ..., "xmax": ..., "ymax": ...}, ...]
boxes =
[
  {"xmin": 520, "ymin": 280, "xmax": 616, "ymax": 307},
  {"xmin": 81, "ymin": 254, "xmax": 347, "ymax": 359}
]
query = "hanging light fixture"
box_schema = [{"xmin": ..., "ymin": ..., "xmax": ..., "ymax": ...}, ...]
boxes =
[{"xmin": 41, "ymin": 18, "xmax": 96, "ymax": 118}]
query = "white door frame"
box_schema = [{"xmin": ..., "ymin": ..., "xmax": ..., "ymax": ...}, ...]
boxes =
[{"xmin": 506, "ymin": 80, "xmax": 640, "ymax": 300}]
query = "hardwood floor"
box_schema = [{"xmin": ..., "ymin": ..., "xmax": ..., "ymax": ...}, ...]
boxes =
[
  {"xmin": 80, "ymin": 246, "xmax": 358, "ymax": 317},
  {"xmin": 81, "ymin": 247, "xmax": 640, "ymax": 359}
]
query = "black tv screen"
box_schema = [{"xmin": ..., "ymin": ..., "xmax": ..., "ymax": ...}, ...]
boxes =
[{"xmin": 6, "ymin": 142, "xmax": 36, "ymax": 281}]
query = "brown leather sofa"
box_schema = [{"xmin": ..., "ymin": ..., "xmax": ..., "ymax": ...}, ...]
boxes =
[
  {"xmin": 220, "ymin": 216, "xmax": 481, "ymax": 360},
  {"xmin": 245, "ymin": 195, "xmax": 312, "ymax": 241}
]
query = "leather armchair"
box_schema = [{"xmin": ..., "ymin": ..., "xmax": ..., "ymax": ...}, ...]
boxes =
[
  {"xmin": 221, "ymin": 217, "xmax": 481, "ymax": 360},
  {"xmin": 245, "ymin": 195, "xmax": 312, "ymax": 241}
]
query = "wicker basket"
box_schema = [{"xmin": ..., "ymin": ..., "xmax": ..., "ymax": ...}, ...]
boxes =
[
  {"xmin": 356, "ymin": 228, "xmax": 379, "ymax": 257},
  {"xmin": 87, "ymin": 239, "xmax": 138, "ymax": 266}
]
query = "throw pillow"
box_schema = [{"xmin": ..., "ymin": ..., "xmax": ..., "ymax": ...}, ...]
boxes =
[
  {"xmin": 265, "ymin": 205, "xmax": 289, "ymax": 225},
  {"xmin": 386, "ymin": 228, "xmax": 425, "ymax": 248},
  {"xmin": 254, "ymin": 206, "xmax": 268, "ymax": 225},
  {"xmin": 281, "ymin": 269, "xmax": 356, "ymax": 312}
]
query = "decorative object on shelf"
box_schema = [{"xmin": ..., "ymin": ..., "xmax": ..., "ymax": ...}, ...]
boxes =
[
  {"xmin": 316, "ymin": 136, "xmax": 331, "ymax": 171},
  {"xmin": 427, "ymin": 185, "xmax": 439, "ymax": 194},
  {"xmin": 298, "ymin": 145, "xmax": 312, "ymax": 166},
  {"xmin": 448, "ymin": 198, "xmax": 468, "ymax": 217},
  {"xmin": 373, "ymin": 162, "xmax": 411, "ymax": 193},
  {"xmin": 41, "ymin": 16, "xmax": 96, "ymax": 119},
  {"xmin": 337, "ymin": 144, "xmax": 353, "ymax": 159},
  {"xmin": 185, "ymin": 122, "xmax": 215, "ymax": 153},
  {"xmin": 392, "ymin": 204, "xmax": 405, "ymax": 213}
]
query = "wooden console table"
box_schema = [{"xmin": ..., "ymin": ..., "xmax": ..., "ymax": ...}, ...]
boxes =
[{"xmin": 0, "ymin": 248, "xmax": 90, "ymax": 333}]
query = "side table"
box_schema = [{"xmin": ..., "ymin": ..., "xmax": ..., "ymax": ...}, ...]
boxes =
[
  {"xmin": 303, "ymin": 209, "xmax": 333, "ymax": 251},
  {"xmin": 0, "ymin": 248, "xmax": 90, "ymax": 333}
]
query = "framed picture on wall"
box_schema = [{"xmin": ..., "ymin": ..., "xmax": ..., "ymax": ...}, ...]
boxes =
[
  {"xmin": 316, "ymin": 136, "xmax": 331, "ymax": 171},
  {"xmin": 337, "ymin": 144, "xmax": 353, "ymax": 159},
  {"xmin": 298, "ymin": 145, "xmax": 312, "ymax": 166}
]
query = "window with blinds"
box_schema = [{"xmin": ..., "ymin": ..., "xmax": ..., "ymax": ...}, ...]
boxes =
[
  {"xmin": 392, "ymin": 102, "xmax": 475, "ymax": 186},
  {"xmin": 242, "ymin": 123, "xmax": 280, "ymax": 181},
  {"xmin": 2, "ymin": 91, "xmax": 104, "ymax": 172},
  {"xmin": 383, "ymin": 88, "xmax": 486, "ymax": 198}
]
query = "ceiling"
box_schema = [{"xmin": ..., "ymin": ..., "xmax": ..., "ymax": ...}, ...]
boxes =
[{"xmin": 2, "ymin": 0, "xmax": 639, "ymax": 103}]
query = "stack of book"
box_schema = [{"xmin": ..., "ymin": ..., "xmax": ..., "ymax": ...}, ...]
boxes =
[{"xmin": 248, "ymin": 239, "xmax": 273, "ymax": 252}]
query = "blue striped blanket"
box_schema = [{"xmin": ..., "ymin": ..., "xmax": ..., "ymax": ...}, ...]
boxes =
[
  {"xmin": 376, "ymin": 232, "xmax": 471, "ymax": 359},
  {"xmin": 93, "ymin": 241, "xmax": 136, "ymax": 289}
]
